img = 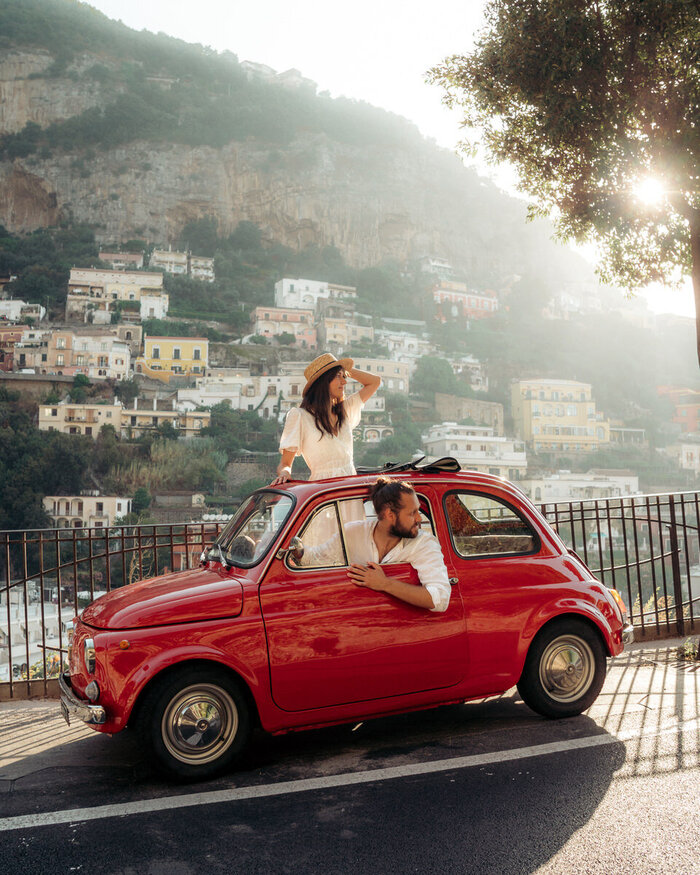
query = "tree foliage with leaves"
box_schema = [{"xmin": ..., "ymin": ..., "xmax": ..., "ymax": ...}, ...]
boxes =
[{"xmin": 430, "ymin": 0, "xmax": 700, "ymax": 362}]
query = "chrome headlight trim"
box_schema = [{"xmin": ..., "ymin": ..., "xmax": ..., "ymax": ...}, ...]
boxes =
[{"xmin": 84, "ymin": 638, "xmax": 96, "ymax": 674}]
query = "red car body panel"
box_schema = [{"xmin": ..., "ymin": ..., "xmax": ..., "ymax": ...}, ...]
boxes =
[{"xmin": 67, "ymin": 471, "xmax": 628, "ymax": 737}]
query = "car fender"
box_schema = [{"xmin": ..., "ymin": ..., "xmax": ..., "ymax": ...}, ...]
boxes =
[
  {"xmin": 104, "ymin": 637, "xmax": 267, "ymax": 732},
  {"xmin": 517, "ymin": 596, "xmax": 617, "ymax": 669}
]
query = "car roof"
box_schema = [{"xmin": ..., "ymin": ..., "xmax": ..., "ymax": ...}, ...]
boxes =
[{"xmin": 266, "ymin": 469, "xmax": 531, "ymax": 505}]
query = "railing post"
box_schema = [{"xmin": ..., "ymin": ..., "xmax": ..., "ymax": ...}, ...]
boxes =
[{"xmin": 667, "ymin": 496, "xmax": 686, "ymax": 637}]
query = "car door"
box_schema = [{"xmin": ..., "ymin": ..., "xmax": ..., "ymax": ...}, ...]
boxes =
[
  {"xmin": 259, "ymin": 494, "xmax": 468, "ymax": 712},
  {"xmin": 441, "ymin": 489, "xmax": 564, "ymax": 694}
]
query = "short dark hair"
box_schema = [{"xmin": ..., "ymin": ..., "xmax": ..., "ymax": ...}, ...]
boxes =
[{"xmin": 371, "ymin": 477, "xmax": 415, "ymax": 516}]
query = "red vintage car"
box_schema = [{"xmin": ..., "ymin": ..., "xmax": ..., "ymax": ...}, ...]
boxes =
[{"xmin": 60, "ymin": 469, "xmax": 633, "ymax": 780}]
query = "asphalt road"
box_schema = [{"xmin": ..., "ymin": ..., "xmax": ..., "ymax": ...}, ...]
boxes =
[{"xmin": 1, "ymin": 645, "xmax": 698, "ymax": 875}]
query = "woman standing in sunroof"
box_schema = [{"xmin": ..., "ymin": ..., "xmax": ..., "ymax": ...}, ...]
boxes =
[{"xmin": 272, "ymin": 353, "xmax": 381, "ymax": 483}]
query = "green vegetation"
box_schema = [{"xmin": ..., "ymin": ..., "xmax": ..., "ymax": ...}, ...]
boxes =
[
  {"xmin": 0, "ymin": 223, "xmax": 99, "ymax": 312},
  {"xmin": 0, "ymin": 0, "xmax": 423, "ymax": 160},
  {"xmin": 430, "ymin": 0, "xmax": 700, "ymax": 362}
]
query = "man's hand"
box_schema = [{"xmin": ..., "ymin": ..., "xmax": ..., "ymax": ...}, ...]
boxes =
[
  {"xmin": 348, "ymin": 562, "xmax": 436, "ymax": 610},
  {"xmin": 347, "ymin": 562, "xmax": 389, "ymax": 592}
]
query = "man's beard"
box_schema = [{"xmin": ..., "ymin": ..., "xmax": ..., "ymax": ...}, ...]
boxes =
[{"xmin": 390, "ymin": 521, "xmax": 419, "ymax": 539}]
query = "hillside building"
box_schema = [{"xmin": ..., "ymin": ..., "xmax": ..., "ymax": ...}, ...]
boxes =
[
  {"xmin": 65, "ymin": 268, "xmax": 168, "ymax": 323},
  {"xmin": 98, "ymin": 251, "xmax": 144, "ymax": 270},
  {"xmin": 251, "ymin": 306, "xmax": 316, "ymax": 348},
  {"xmin": 434, "ymin": 393, "xmax": 504, "ymax": 435},
  {"xmin": 38, "ymin": 397, "xmax": 210, "ymax": 439},
  {"xmin": 0, "ymin": 299, "xmax": 45, "ymax": 322},
  {"xmin": 149, "ymin": 249, "xmax": 188, "ymax": 275},
  {"xmin": 348, "ymin": 358, "xmax": 411, "ymax": 393},
  {"xmin": 422, "ymin": 422, "xmax": 527, "ymax": 481},
  {"xmin": 317, "ymin": 316, "xmax": 374, "ymax": 352},
  {"xmin": 0, "ymin": 324, "xmax": 28, "ymax": 371},
  {"xmin": 274, "ymin": 278, "xmax": 357, "ymax": 311},
  {"xmin": 432, "ymin": 281, "xmax": 498, "ymax": 322},
  {"xmin": 135, "ymin": 336, "xmax": 209, "ymax": 381},
  {"xmin": 15, "ymin": 327, "xmax": 130, "ymax": 380},
  {"xmin": 511, "ymin": 378, "xmax": 610, "ymax": 453},
  {"xmin": 520, "ymin": 469, "xmax": 639, "ymax": 504},
  {"xmin": 43, "ymin": 494, "xmax": 132, "ymax": 529}
]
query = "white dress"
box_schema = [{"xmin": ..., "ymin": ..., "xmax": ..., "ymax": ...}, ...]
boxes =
[{"xmin": 279, "ymin": 391, "xmax": 364, "ymax": 480}]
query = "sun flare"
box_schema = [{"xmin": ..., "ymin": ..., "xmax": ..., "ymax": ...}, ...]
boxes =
[{"xmin": 634, "ymin": 177, "xmax": 666, "ymax": 206}]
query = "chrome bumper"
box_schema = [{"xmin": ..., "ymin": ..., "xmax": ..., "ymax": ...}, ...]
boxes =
[
  {"xmin": 59, "ymin": 672, "xmax": 106, "ymax": 726},
  {"xmin": 622, "ymin": 624, "xmax": 635, "ymax": 646}
]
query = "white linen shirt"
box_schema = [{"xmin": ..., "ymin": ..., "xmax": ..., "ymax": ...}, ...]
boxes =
[
  {"xmin": 308, "ymin": 518, "xmax": 452, "ymax": 613},
  {"xmin": 279, "ymin": 391, "xmax": 364, "ymax": 480}
]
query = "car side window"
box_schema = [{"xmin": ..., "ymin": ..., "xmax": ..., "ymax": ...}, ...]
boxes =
[
  {"xmin": 445, "ymin": 491, "xmax": 537, "ymax": 558},
  {"xmin": 296, "ymin": 504, "xmax": 347, "ymax": 568}
]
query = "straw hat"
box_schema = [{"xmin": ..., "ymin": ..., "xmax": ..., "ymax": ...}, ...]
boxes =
[{"xmin": 303, "ymin": 353, "xmax": 354, "ymax": 395}]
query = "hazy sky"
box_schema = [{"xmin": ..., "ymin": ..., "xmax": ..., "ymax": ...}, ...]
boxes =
[{"xmin": 84, "ymin": 0, "xmax": 694, "ymax": 317}]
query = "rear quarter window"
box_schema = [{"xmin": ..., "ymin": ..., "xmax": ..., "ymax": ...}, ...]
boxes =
[{"xmin": 444, "ymin": 491, "xmax": 538, "ymax": 558}]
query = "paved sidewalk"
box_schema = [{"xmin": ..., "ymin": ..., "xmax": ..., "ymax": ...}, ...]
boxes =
[{"xmin": 1, "ymin": 635, "xmax": 697, "ymax": 784}]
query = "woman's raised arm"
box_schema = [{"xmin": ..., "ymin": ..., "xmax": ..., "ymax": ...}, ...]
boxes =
[{"xmin": 348, "ymin": 367, "xmax": 381, "ymax": 402}]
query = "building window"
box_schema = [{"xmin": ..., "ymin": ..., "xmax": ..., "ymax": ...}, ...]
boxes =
[
  {"xmin": 96, "ymin": 502, "xmax": 103, "ymax": 513},
  {"xmin": 152, "ymin": 347, "xmax": 160, "ymax": 360},
  {"xmin": 173, "ymin": 348, "xmax": 181, "ymax": 360},
  {"xmin": 193, "ymin": 348, "xmax": 201, "ymax": 360},
  {"xmin": 57, "ymin": 337, "xmax": 66, "ymax": 349},
  {"xmin": 57, "ymin": 354, "xmax": 64, "ymax": 366}
]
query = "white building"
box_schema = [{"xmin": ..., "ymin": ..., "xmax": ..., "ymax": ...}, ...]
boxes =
[
  {"xmin": 150, "ymin": 249, "xmax": 188, "ymax": 275},
  {"xmin": 664, "ymin": 439, "xmax": 700, "ymax": 475},
  {"xmin": 348, "ymin": 358, "xmax": 411, "ymax": 393},
  {"xmin": 274, "ymin": 278, "xmax": 357, "ymax": 311},
  {"xmin": 520, "ymin": 469, "xmax": 639, "ymax": 504},
  {"xmin": 99, "ymin": 251, "xmax": 144, "ymax": 270},
  {"xmin": 189, "ymin": 255, "xmax": 215, "ymax": 282},
  {"xmin": 422, "ymin": 422, "xmax": 528, "ymax": 481},
  {"xmin": 176, "ymin": 368, "xmax": 307, "ymax": 421},
  {"xmin": 0, "ymin": 299, "xmax": 46, "ymax": 322},
  {"xmin": 374, "ymin": 329, "xmax": 435, "ymax": 366},
  {"xmin": 447, "ymin": 355, "xmax": 488, "ymax": 392},
  {"xmin": 39, "ymin": 398, "xmax": 123, "ymax": 438},
  {"xmin": 65, "ymin": 268, "xmax": 167, "ymax": 324},
  {"xmin": 43, "ymin": 494, "xmax": 132, "ymax": 528}
]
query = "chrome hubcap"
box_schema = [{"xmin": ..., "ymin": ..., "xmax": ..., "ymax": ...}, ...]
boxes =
[
  {"xmin": 162, "ymin": 684, "xmax": 238, "ymax": 765},
  {"xmin": 539, "ymin": 635, "xmax": 595, "ymax": 703}
]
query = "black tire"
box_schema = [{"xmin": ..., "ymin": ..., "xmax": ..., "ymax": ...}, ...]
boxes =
[
  {"xmin": 517, "ymin": 619, "xmax": 607, "ymax": 718},
  {"xmin": 138, "ymin": 666, "xmax": 251, "ymax": 781}
]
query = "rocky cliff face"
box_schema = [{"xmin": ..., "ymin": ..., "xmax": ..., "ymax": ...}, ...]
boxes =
[{"xmin": 0, "ymin": 47, "xmax": 567, "ymax": 278}]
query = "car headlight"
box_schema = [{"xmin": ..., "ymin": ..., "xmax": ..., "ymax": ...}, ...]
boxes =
[
  {"xmin": 84, "ymin": 638, "xmax": 96, "ymax": 674},
  {"xmin": 609, "ymin": 588, "xmax": 628, "ymax": 623}
]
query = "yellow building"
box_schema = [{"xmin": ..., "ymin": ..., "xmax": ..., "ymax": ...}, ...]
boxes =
[
  {"xmin": 511, "ymin": 378, "xmax": 610, "ymax": 453},
  {"xmin": 135, "ymin": 336, "xmax": 209, "ymax": 381}
]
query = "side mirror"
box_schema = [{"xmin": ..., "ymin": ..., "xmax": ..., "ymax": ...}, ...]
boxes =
[{"xmin": 276, "ymin": 536, "xmax": 304, "ymax": 564}]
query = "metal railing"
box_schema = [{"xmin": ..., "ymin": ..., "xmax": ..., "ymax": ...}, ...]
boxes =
[
  {"xmin": 1, "ymin": 521, "xmax": 225, "ymax": 699},
  {"xmin": 1, "ymin": 489, "xmax": 698, "ymax": 700},
  {"xmin": 539, "ymin": 491, "xmax": 699, "ymax": 640}
]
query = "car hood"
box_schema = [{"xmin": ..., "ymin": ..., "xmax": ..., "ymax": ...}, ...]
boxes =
[{"xmin": 81, "ymin": 566, "xmax": 245, "ymax": 630}]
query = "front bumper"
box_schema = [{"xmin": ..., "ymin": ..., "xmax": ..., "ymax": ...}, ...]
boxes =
[
  {"xmin": 622, "ymin": 624, "xmax": 635, "ymax": 646},
  {"xmin": 59, "ymin": 672, "xmax": 106, "ymax": 726}
]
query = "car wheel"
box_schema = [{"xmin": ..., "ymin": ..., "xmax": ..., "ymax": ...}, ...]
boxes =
[
  {"xmin": 517, "ymin": 619, "xmax": 607, "ymax": 718},
  {"xmin": 140, "ymin": 667, "xmax": 250, "ymax": 780}
]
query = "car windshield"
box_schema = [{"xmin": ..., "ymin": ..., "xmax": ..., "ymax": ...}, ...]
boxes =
[{"xmin": 212, "ymin": 490, "xmax": 294, "ymax": 567}]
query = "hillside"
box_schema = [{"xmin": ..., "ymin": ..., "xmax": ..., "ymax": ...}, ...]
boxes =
[{"xmin": 0, "ymin": 0, "xmax": 589, "ymax": 284}]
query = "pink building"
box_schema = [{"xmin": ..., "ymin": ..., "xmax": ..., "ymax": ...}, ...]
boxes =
[
  {"xmin": 433, "ymin": 282, "xmax": 498, "ymax": 322},
  {"xmin": 0, "ymin": 324, "xmax": 28, "ymax": 371},
  {"xmin": 251, "ymin": 307, "xmax": 317, "ymax": 349}
]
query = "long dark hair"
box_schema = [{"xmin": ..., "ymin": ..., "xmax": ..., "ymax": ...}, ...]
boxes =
[{"xmin": 300, "ymin": 366, "xmax": 347, "ymax": 438}]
